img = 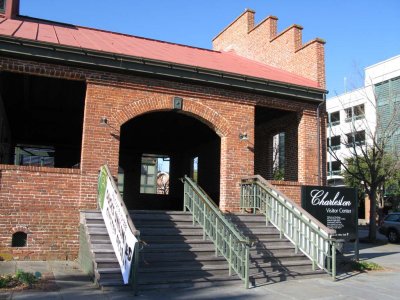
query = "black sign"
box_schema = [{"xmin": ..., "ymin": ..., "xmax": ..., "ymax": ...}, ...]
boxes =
[{"xmin": 301, "ymin": 185, "xmax": 357, "ymax": 241}]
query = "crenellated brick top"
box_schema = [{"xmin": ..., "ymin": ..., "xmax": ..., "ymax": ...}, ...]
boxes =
[{"xmin": 213, "ymin": 9, "xmax": 326, "ymax": 89}]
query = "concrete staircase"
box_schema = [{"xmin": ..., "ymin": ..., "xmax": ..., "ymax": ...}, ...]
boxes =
[
  {"xmin": 226, "ymin": 213, "xmax": 326, "ymax": 286},
  {"xmin": 80, "ymin": 210, "xmax": 326, "ymax": 291}
]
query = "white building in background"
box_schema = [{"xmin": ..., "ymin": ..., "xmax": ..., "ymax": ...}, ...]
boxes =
[{"xmin": 326, "ymin": 54, "xmax": 400, "ymax": 186}]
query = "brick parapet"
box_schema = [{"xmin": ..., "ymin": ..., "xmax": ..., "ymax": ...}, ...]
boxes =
[{"xmin": 212, "ymin": 10, "xmax": 326, "ymax": 88}]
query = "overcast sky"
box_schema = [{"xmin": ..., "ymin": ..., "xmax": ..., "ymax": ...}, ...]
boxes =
[{"xmin": 20, "ymin": 0, "xmax": 400, "ymax": 98}]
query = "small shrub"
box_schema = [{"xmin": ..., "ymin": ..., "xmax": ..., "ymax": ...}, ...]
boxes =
[
  {"xmin": 0, "ymin": 275, "xmax": 19, "ymax": 289},
  {"xmin": 351, "ymin": 261, "xmax": 383, "ymax": 271},
  {"xmin": 15, "ymin": 270, "xmax": 38, "ymax": 285},
  {"xmin": 0, "ymin": 271, "xmax": 39, "ymax": 289}
]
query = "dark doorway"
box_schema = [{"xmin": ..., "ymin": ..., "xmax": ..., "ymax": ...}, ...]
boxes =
[
  {"xmin": 119, "ymin": 111, "xmax": 220, "ymax": 210},
  {"xmin": 0, "ymin": 72, "xmax": 86, "ymax": 168}
]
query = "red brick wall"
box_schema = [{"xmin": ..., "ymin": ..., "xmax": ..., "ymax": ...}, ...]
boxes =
[
  {"xmin": 270, "ymin": 180, "xmax": 302, "ymax": 204},
  {"xmin": 0, "ymin": 165, "xmax": 87, "ymax": 260},
  {"xmin": 213, "ymin": 10, "xmax": 326, "ymax": 88},
  {"xmin": 0, "ymin": 56, "xmax": 325, "ymax": 259}
]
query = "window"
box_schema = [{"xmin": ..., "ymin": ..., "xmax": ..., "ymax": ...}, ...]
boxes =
[
  {"xmin": 345, "ymin": 104, "xmax": 365, "ymax": 122},
  {"xmin": 117, "ymin": 167, "xmax": 124, "ymax": 196},
  {"xmin": 140, "ymin": 154, "xmax": 170, "ymax": 195},
  {"xmin": 12, "ymin": 232, "xmax": 27, "ymax": 247},
  {"xmin": 327, "ymin": 136, "xmax": 341, "ymax": 151},
  {"xmin": 14, "ymin": 145, "xmax": 55, "ymax": 167},
  {"xmin": 272, "ymin": 132, "xmax": 285, "ymax": 180},
  {"xmin": 375, "ymin": 76, "xmax": 400, "ymax": 107},
  {"xmin": 346, "ymin": 130, "xmax": 365, "ymax": 147},
  {"xmin": 191, "ymin": 156, "xmax": 198, "ymax": 182},
  {"xmin": 0, "ymin": 1, "xmax": 5, "ymax": 13},
  {"xmin": 354, "ymin": 104, "xmax": 365, "ymax": 119},
  {"xmin": 328, "ymin": 111, "xmax": 340, "ymax": 126},
  {"xmin": 384, "ymin": 214, "xmax": 400, "ymax": 222},
  {"xmin": 327, "ymin": 161, "xmax": 341, "ymax": 176}
]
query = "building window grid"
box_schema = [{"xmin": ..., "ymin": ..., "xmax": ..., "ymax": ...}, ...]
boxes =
[
  {"xmin": 327, "ymin": 161, "xmax": 341, "ymax": 176},
  {"xmin": 346, "ymin": 130, "xmax": 366, "ymax": 148},
  {"xmin": 327, "ymin": 135, "xmax": 341, "ymax": 151},
  {"xmin": 345, "ymin": 104, "xmax": 365, "ymax": 122},
  {"xmin": 327, "ymin": 111, "xmax": 340, "ymax": 127},
  {"xmin": 375, "ymin": 76, "xmax": 400, "ymax": 107}
]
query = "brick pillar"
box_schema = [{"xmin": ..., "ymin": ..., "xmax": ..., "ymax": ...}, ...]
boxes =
[
  {"xmin": 219, "ymin": 106, "xmax": 254, "ymax": 212},
  {"xmin": 297, "ymin": 110, "xmax": 319, "ymax": 185},
  {"xmin": 80, "ymin": 83, "xmax": 121, "ymax": 208}
]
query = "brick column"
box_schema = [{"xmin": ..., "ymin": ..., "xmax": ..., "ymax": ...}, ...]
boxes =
[
  {"xmin": 297, "ymin": 110, "xmax": 319, "ymax": 185},
  {"xmin": 219, "ymin": 106, "xmax": 255, "ymax": 212}
]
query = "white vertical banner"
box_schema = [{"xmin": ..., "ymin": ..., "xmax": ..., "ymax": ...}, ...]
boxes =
[{"xmin": 98, "ymin": 166, "xmax": 137, "ymax": 284}]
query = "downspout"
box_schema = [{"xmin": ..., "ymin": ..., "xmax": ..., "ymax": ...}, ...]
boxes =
[{"xmin": 317, "ymin": 94, "xmax": 326, "ymax": 186}]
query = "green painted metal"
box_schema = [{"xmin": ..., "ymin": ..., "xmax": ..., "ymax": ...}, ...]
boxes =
[
  {"xmin": 240, "ymin": 175, "xmax": 337, "ymax": 280},
  {"xmin": 182, "ymin": 176, "xmax": 251, "ymax": 288}
]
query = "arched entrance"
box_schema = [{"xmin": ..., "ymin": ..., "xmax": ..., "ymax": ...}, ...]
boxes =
[{"xmin": 118, "ymin": 111, "xmax": 221, "ymax": 210}]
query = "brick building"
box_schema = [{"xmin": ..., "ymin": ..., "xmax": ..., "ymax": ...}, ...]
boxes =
[{"xmin": 0, "ymin": 1, "xmax": 327, "ymax": 260}]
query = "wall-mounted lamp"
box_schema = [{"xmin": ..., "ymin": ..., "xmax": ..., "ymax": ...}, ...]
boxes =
[
  {"xmin": 239, "ymin": 133, "xmax": 248, "ymax": 140},
  {"xmin": 100, "ymin": 117, "xmax": 108, "ymax": 125}
]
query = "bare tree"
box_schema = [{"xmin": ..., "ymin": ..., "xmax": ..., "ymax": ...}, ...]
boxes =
[{"xmin": 328, "ymin": 83, "xmax": 400, "ymax": 241}]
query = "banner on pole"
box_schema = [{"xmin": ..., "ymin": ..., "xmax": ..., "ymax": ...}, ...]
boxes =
[{"xmin": 98, "ymin": 166, "xmax": 137, "ymax": 284}]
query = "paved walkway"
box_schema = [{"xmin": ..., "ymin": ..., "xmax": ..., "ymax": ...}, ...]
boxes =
[{"xmin": 0, "ymin": 231, "xmax": 399, "ymax": 299}]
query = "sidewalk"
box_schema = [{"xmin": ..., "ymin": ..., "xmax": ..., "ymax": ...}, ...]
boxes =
[{"xmin": 1, "ymin": 232, "xmax": 399, "ymax": 299}]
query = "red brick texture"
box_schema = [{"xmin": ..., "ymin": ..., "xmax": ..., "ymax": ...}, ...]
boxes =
[
  {"xmin": 0, "ymin": 8, "xmax": 326, "ymax": 260},
  {"xmin": 0, "ymin": 165, "xmax": 85, "ymax": 260},
  {"xmin": 213, "ymin": 10, "xmax": 326, "ymax": 88}
]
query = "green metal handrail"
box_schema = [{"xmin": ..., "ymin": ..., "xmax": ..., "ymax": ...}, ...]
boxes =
[
  {"xmin": 240, "ymin": 175, "xmax": 337, "ymax": 280},
  {"xmin": 182, "ymin": 176, "xmax": 250, "ymax": 288}
]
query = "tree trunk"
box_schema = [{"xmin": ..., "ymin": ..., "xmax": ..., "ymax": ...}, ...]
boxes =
[{"xmin": 368, "ymin": 188, "xmax": 377, "ymax": 241}]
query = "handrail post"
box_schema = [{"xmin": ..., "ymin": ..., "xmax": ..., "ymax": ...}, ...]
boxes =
[
  {"xmin": 229, "ymin": 234, "xmax": 232, "ymax": 276},
  {"xmin": 332, "ymin": 241, "xmax": 336, "ymax": 281},
  {"xmin": 183, "ymin": 181, "xmax": 187, "ymax": 212},
  {"xmin": 312, "ymin": 232, "xmax": 316, "ymax": 271},
  {"xmin": 294, "ymin": 217, "xmax": 298, "ymax": 254},
  {"xmin": 253, "ymin": 184, "xmax": 257, "ymax": 214},
  {"xmin": 240, "ymin": 183, "xmax": 243, "ymax": 213},
  {"xmin": 202, "ymin": 201, "xmax": 206, "ymax": 240},
  {"xmin": 215, "ymin": 218, "xmax": 219, "ymax": 256},
  {"xmin": 244, "ymin": 243, "xmax": 250, "ymax": 289}
]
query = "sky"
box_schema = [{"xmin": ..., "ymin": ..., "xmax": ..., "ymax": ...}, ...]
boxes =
[{"xmin": 20, "ymin": 0, "xmax": 400, "ymax": 98}]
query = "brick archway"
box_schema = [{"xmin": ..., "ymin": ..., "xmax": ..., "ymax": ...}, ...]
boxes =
[{"xmin": 112, "ymin": 96, "xmax": 230, "ymax": 137}]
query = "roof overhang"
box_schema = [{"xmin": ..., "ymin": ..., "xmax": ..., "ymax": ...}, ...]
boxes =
[{"xmin": 0, "ymin": 35, "xmax": 327, "ymax": 102}]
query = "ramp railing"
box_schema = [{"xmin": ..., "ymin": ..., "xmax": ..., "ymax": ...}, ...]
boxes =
[
  {"xmin": 240, "ymin": 175, "xmax": 337, "ymax": 280},
  {"xmin": 182, "ymin": 176, "xmax": 251, "ymax": 288}
]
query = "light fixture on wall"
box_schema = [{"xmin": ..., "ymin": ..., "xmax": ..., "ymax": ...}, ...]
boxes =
[
  {"xmin": 100, "ymin": 117, "xmax": 108, "ymax": 125},
  {"xmin": 239, "ymin": 132, "xmax": 248, "ymax": 140}
]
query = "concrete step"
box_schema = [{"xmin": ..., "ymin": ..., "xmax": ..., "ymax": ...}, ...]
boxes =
[
  {"xmin": 95, "ymin": 257, "xmax": 120, "ymax": 269},
  {"xmin": 82, "ymin": 209, "xmax": 329, "ymax": 293}
]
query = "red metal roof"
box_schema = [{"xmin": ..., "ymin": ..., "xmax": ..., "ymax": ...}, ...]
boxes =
[{"xmin": 0, "ymin": 16, "xmax": 321, "ymax": 89}]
